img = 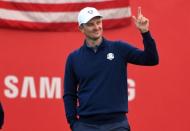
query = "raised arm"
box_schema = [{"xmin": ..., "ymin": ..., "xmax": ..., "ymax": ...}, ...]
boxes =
[{"xmin": 116, "ymin": 7, "xmax": 159, "ymax": 65}]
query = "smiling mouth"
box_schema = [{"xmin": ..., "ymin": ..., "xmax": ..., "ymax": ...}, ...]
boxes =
[{"xmin": 94, "ymin": 30, "xmax": 101, "ymax": 34}]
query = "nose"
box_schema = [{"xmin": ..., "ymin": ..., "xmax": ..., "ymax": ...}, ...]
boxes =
[
  {"xmin": 94, "ymin": 23, "xmax": 101, "ymax": 31},
  {"xmin": 94, "ymin": 24, "xmax": 99, "ymax": 30}
]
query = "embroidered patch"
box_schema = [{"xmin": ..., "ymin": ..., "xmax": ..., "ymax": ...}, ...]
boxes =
[{"xmin": 107, "ymin": 53, "xmax": 114, "ymax": 60}]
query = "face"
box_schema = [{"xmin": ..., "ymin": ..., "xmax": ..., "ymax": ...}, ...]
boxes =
[{"xmin": 79, "ymin": 16, "xmax": 103, "ymax": 41}]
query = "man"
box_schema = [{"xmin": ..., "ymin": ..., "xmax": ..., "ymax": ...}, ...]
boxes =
[
  {"xmin": 0, "ymin": 102, "xmax": 4, "ymax": 129},
  {"xmin": 64, "ymin": 7, "xmax": 159, "ymax": 131}
]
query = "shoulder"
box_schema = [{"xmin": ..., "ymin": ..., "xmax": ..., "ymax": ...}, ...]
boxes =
[
  {"xmin": 66, "ymin": 46, "xmax": 84, "ymax": 64},
  {"xmin": 67, "ymin": 47, "xmax": 82, "ymax": 58}
]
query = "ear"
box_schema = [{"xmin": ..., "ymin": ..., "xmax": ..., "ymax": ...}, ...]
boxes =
[{"xmin": 78, "ymin": 25, "xmax": 84, "ymax": 33}]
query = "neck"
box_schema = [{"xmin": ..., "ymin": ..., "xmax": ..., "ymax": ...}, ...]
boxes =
[{"xmin": 86, "ymin": 37, "xmax": 102, "ymax": 47}]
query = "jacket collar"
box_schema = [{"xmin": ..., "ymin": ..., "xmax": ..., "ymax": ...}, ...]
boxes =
[{"xmin": 83, "ymin": 37, "xmax": 107, "ymax": 51}]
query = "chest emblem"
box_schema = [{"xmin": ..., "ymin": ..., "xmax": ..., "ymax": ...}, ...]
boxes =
[{"xmin": 107, "ymin": 53, "xmax": 114, "ymax": 60}]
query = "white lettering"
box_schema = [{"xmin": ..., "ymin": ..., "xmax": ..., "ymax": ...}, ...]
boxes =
[
  {"xmin": 21, "ymin": 77, "xmax": 37, "ymax": 98},
  {"xmin": 128, "ymin": 79, "xmax": 136, "ymax": 101},
  {"xmin": 40, "ymin": 77, "xmax": 61, "ymax": 99},
  {"xmin": 4, "ymin": 75, "xmax": 19, "ymax": 98},
  {"xmin": 4, "ymin": 75, "xmax": 62, "ymax": 99}
]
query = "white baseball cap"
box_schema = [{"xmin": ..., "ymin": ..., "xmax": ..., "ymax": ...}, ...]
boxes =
[{"xmin": 78, "ymin": 7, "xmax": 103, "ymax": 26}]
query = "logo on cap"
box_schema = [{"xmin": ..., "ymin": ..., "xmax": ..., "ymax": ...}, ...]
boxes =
[{"xmin": 88, "ymin": 10, "xmax": 93, "ymax": 14}]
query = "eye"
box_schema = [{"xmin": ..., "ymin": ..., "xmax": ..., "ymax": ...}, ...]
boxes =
[
  {"xmin": 86, "ymin": 23, "xmax": 93, "ymax": 27},
  {"xmin": 96, "ymin": 20, "xmax": 101, "ymax": 25}
]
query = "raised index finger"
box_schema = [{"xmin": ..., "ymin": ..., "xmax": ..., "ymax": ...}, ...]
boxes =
[{"xmin": 137, "ymin": 6, "xmax": 142, "ymax": 17}]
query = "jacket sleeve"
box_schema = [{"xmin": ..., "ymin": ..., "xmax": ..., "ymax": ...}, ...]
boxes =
[
  {"xmin": 63, "ymin": 54, "xmax": 78, "ymax": 128},
  {"xmin": 117, "ymin": 31, "xmax": 159, "ymax": 66},
  {"xmin": 0, "ymin": 102, "xmax": 4, "ymax": 129}
]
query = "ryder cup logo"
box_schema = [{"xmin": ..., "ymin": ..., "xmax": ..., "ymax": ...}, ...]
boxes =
[
  {"xmin": 88, "ymin": 10, "xmax": 93, "ymax": 14},
  {"xmin": 107, "ymin": 53, "xmax": 114, "ymax": 60}
]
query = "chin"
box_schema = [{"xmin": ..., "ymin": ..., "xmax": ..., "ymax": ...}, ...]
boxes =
[
  {"xmin": 94, "ymin": 33, "xmax": 102, "ymax": 38},
  {"xmin": 92, "ymin": 35, "xmax": 101, "ymax": 40}
]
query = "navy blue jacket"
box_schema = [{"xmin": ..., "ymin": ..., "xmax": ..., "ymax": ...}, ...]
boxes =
[
  {"xmin": 63, "ymin": 31, "xmax": 159, "ymax": 127},
  {"xmin": 0, "ymin": 102, "xmax": 4, "ymax": 129}
]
